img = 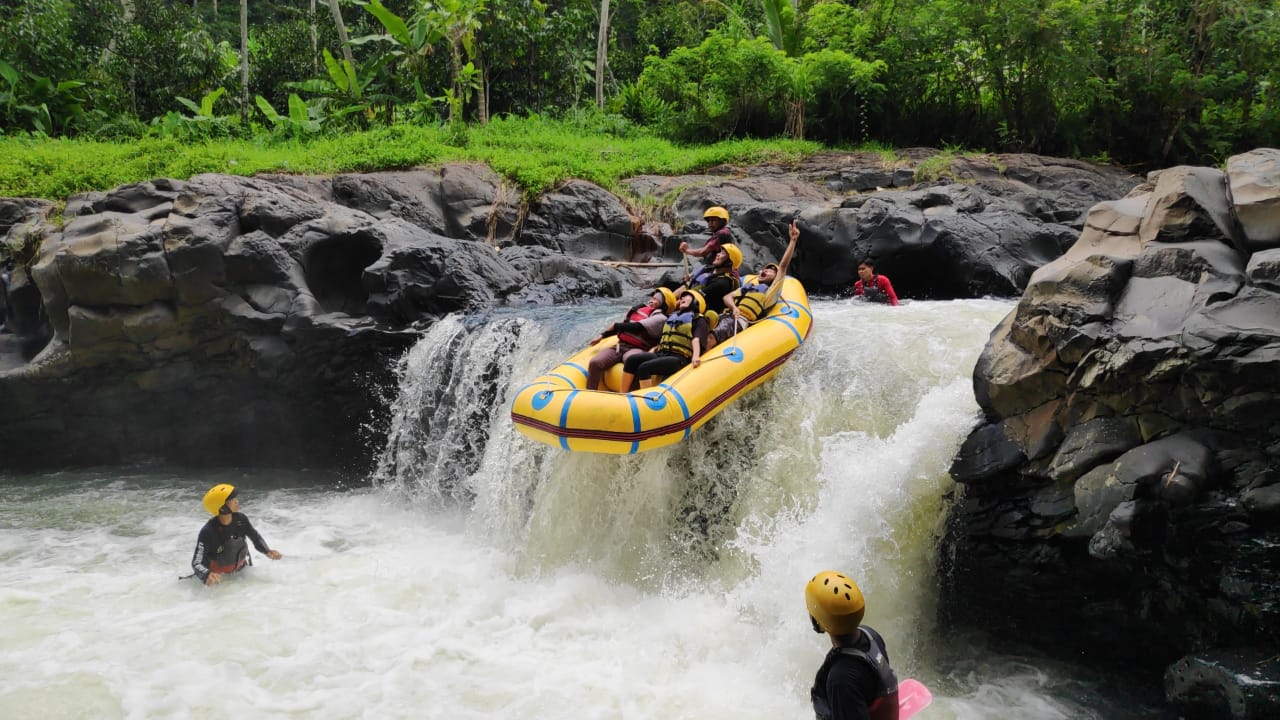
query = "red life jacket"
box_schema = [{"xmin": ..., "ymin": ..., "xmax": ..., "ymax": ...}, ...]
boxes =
[
  {"xmin": 867, "ymin": 689, "xmax": 901, "ymax": 720},
  {"xmin": 209, "ymin": 557, "xmax": 247, "ymax": 574},
  {"xmin": 616, "ymin": 305, "xmax": 657, "ymax": 348}
]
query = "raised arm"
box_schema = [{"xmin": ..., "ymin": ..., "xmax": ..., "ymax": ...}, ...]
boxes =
[{"xmin": 764, "ymin": 220, "xmax": 802, "ymax": 304}]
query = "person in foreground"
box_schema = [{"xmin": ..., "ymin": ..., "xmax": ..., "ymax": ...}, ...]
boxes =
[
  {"xmin": 806, "ymin": 570, "xmax": 900, "ymax": 720},
  {"xmin": 191, "ymin": 484, "xmax": 282, "ymax": 587},
  {"xmin": 852, "ymin": 260, "xmax": 899, "ymax": 305},
  {"xmin": 586, "ymin": 287, "xmax": 676, "ymax": 391}
]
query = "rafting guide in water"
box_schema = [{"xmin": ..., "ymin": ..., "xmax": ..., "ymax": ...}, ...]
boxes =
[
  {"xmin": 806, "ymin": 571, "xmax": 933, "ymax": 720},
  {"xmin": 189, "ymin": 484, "xmax": 282, "ymax": 587}
]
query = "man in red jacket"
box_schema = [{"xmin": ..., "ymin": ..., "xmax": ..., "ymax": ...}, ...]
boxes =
[{"xmin": 852, "ymin": 260, "xmax": 899, "ymax": 305}]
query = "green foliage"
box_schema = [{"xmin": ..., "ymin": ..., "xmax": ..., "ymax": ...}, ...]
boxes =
[
  {"xmin": 759, "ymin": 0, "xmax": 801, "ymax": 56},
  {"xmin": 252, "ymin": 18, "xmax": 322, "ymax": 113},
  {"xmin": 0, "ymin": 0, "xmax": 1276, "ymax": 168},
  {"xmin": 0, "ymin": 0, "xmax": 120, "ymax": 85},
  {"xmin": 254, "ymin": 94, "xmax": 323, "ymax": 139},
  {"xmin": 154, "ymin": 87, "xmax": 240, "ymax": 142},
  {"xmin": 0, "ymin": 116, "xmax": 818, "ymax": 201},
  {"xmin": 106, "ymin": 0, "xmax": 230, "ymax": 122},
  {"xmin": 796, "ymin": 49, "xmax": 886, "ymax": 143},
  {"xmin": 635, "ymin": 32, "xmax": 791, "ymax": 141},
  {"xmin": 0, "ymin": 59, "xmax": 93, "ymax": 135}
]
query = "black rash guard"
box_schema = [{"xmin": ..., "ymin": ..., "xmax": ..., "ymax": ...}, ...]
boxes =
[
  {"xmin": 191, "ymin": 512, "xmax": 273, "ymax": 582},
  {"xmin": 812, "ymin": 626, "xmax": 896, "ymax": 720}
]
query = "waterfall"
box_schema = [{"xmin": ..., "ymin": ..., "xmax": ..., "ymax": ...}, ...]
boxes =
[{"xmin": 369, "ymin": 299, "xmax": 1013, "ymax": 606}]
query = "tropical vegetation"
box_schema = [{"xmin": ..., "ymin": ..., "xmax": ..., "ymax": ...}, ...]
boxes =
[{"xmin": 1, "ymin": 0, "xmax": 1277, "ymax": 200}]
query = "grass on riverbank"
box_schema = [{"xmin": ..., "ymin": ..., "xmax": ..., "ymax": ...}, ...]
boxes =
[{"xmin": 0, "ymin": 116, "xmax": 822, "ymax": 202}]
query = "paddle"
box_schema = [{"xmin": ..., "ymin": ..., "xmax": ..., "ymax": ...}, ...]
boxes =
[{"xmin": 899, "ymin": 678, "xmax": 933, "ymax": 718}]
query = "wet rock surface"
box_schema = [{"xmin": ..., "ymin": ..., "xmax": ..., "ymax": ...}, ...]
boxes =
[{"xmin": 941, "ymin": 148, "xmax": 1280, "ymax": 716}]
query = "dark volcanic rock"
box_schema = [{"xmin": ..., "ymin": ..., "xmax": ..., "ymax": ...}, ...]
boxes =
[
  {"xmin": 0, "ymin": 151, "xmax": 1138, "ymax": 471},
  {"xmin": 941, "ymin": 148, "xmax": 1280, "ymax": 713}
]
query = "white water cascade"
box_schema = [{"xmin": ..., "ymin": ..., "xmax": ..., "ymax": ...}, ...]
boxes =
[{"xmin": 0, "ymin": 298, "xmax": 1166, "ymax": 719}]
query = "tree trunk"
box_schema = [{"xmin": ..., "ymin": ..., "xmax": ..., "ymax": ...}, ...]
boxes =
[
  {"xmin": 125, "ymin": 0, "xmax": 137, "ymax": 116},
  {"xmin": 477, "ymin": 57, "xmax": 489, "ymax": 125},
  {"xmin": 328, "ymin": 0, "xmax": 357, "ymax": 95},
  {"xmin": 595, "ymin": 0, "xmax": 610, "ymax": 108},
  {"xmin": 240, "ymin": 0, "xmax": 249, "ymax": 126},
  {"xmin": 310, "ymin": 0, "xmax": 319, "ymax": 73}
]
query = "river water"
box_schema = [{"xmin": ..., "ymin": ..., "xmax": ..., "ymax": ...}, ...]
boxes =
[{"xmin": 0, "ymin": 298, "xmax": 1169, "ymax": 719}]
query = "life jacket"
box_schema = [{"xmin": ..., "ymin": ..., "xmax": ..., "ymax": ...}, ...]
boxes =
[
  {"xmin": 657, "ymin": 311, "xmax": 698, "ymax": 358},
  {"xmin": 616, "ymin": 305, "xmax": 659, "ymax": 348},
  {"xmin": 207, "ymin": 535, "xmax": 250, "ymax": 575},
  {"xmin": 689, "ymin": 265, "xmax": 715, "ymax": 288},
  {"xmin": 862, "ymin": 276, "xmax": 890, "ymax": 304},
  {"xmin": 812, "ymin": 626, "xmax": 900, "ymax": 720},
  {"xmin": 734, "ymin": 281, "xmax": 772, "ymax": 322},
  {"xmin": 692, "ymin": 272, "xmax": 737, "ymax": 314}
]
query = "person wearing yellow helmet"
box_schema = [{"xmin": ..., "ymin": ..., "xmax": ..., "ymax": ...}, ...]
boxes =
[
  {"xmin": 679, "ymin": 238, "xmax": 741, "ymax": 326},
  {"xmin": 679, "ymin": 205, "xmax": 737, "ymax": 282},
  {"xmin": 585, "ymin": 287, "xmax": 677, "ymax": 391},
  {"xmin": 190, "ymin": 484, "xmax": 282, "ymax": 587},
  {"xmin": 617, "ymin": 289, "xmax": 711, "ymax": 390},
  {"xmin": 711, "ymin": 219, "xmax": 802, "ymax": 349},
  {"xmin": 805, "ymin": 571, "xmax": 900, "ymax": 720}
]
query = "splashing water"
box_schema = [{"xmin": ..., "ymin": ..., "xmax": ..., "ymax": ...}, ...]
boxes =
[{"xmin": 0, "ymin": 298, "xmax": 1169, "ymax": 719}]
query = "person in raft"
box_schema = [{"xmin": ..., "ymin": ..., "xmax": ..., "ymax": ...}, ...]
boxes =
[
  {"xmin": 710, "ymin": 219, "xmax": 802, "ymax": 350},
  {"xmin": 683, "ymin": 242, "xmax": 742, "ymax": 319},
  {"xmin": 617, "ymin": 289, "xmax": 710, "ymax": 391},
  {"xmin": 191, "ymin": 484, "xmax": 282, "ymax": 587},
  {"xmin": 679, "ymin": 206, "xmax": 738, "ymax": 285},
  {"xmin": 586, "ymin": 287, "xmax": 677, "ymax": 391},
  {"xmin": 852, "ymin": 259, "xmax": 899, "ymax": 305},
  {"xmin": 806, "ymin": 571, "xmax": 900, "ymax": 720}
]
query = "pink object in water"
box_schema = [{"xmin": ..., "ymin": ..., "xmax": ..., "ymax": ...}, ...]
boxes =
[{"xmin": 898, "ymin": 678, "xmax": 934, "ymax": 718}]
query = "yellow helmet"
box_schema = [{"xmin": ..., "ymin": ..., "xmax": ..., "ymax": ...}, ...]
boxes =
[
  {"xmin": 656, "ymin": 287, "xmax": 678, "ymax": 313},
  {"xmin": 805, "ymin": 571, "xmax": 865, "ymax": 635},
  {"xmin": 721, "ymin": 243, "xmax": 743, "ymax": 270},
  {"xmin": 202, "ymin": 484, "xmax": 238, "ymax": 516},
  {"xmin": 703, "ymin": 206, "xmax": 730, "ymax": 222},
  {"xmin": 680, "ymin": 289, "xmax": 706, "ymax": 315}
]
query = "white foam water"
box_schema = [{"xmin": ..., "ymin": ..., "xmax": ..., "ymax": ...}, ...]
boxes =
[{"xmin": 0, "ymin": 298, "xmax": 1165, "ymax": 719}]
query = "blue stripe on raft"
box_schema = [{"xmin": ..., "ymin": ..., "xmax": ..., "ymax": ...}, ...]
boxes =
[
  {"xmin": 658, "ymin": 386, "xmax": 691, "ymax": 439},
  {"xmin": 550, "ymin": 372, "xmax": 578, "ymax": 387},
  {"xmin": 627, "ymin": 393, "xmax": 641, "ymax": 455},
  {"xmin": 565, "ymin": 362, "xmax": 588, "ymax": 380},
  {"xmin": 764, "ymin": 315, "xmax": 803, "ymax": 345},
  {"xmin": 558, "ymin": 390, "xmax": 579, "ymax": 450}
]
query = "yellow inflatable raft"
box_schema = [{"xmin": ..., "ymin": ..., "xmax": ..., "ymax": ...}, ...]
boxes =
[{"xmin": 510, "ymin": 276, "xmax": 813, "ymax": 454}]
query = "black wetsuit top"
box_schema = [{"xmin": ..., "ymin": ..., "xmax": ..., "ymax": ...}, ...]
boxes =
[
  {"xmin": 191, "ymin": 513, "xmax": 272, "ymax": 582},
  {"xmin": 812, "ymin": 626, "xmax": 896, "ymax": 720}
]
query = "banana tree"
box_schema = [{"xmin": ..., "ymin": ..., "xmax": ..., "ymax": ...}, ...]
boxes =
[
  {"xmin": 760, "ymin": 0, "xmax": 803, "ymax": 57},
  {"xmin": 360, "ymin": 0, "xmax": 487, "ymax": 126},
  {"xmin": 329, "ymin": 0, "xmax": 358, "ymax": 83},
  {"xmin": 420, "ymin": 0, "xmax": 487, "ymax": 126}
]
